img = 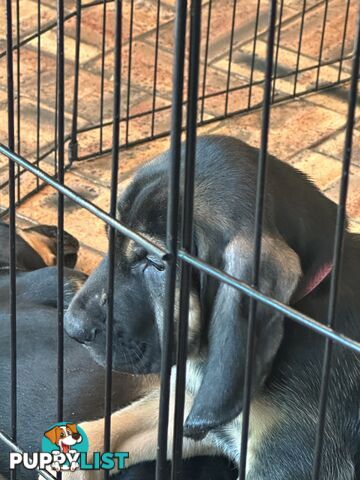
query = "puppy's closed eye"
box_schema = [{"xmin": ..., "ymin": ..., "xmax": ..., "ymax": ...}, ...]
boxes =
[
  {"xmin": 144, "ymin": 256, "xmax": 165, "ymax": 271},
  {"xmin": 131, "ymin": 248, "xmax": 165, "ymax": 272}
]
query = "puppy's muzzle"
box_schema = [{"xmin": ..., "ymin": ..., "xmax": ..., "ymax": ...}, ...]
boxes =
[{"xmin": 65, "ymin": 297, "xmax": 105, "ymax": 344}]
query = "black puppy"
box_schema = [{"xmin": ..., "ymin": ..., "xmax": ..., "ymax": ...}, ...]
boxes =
[
  {"xmin": 0, "ymin": 224, "xmax": 127, "ymax": 479},
  {"xmin": 0, "ymin": 223, "xmax": 235, "ymax": 480},
  {"xmin": 64, "ymin": 135, "xmax": 360, "ymax": 479},
  {"xmin": 0, "ymin": 222, "xmax": 79, "ymax": 272}
]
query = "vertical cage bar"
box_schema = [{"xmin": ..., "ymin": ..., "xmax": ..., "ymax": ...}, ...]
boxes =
[
  {"xmin": 15, "ymin": 0, "xmax": 20, "ymax": 202},
  {"xmin": 312, "ymin": 11, "xmax": 360, "ymax": 479},
  {"xmin": 247, "ymin": 0, "xmax": 261, "ymax": 109},
  {"xmin": 171, "ymin": 1, "xmax": 201, "ymax": 478},
  {"xmin": 99, "ymin": 0, "xmax": 107, "ymax": 153},
  {"xmin": 200, "ymin": 0, "xmax": 212, "ymax": 123},
  {"xmin": 155, "ymin": 0, "xmax": 187, "ymax": 478},
  {"xmin": 238, "ymin": 0, "xmax": 277, "ymax": 478},
  {"xmin": 151, "ymin": 0, "xmax": 161, "ymax": 137},
  {"xmin": 337, "ymin": 0, "xmax": 351, "ymax": 83},
  {"xmin": 293, "ymin": 0, "xmax": 306, "ymax": 96},
  {"xmin": 103, "ymin": 2, "xmax": 122, "ymax": 478},
  {"xmin": 224, "ymin": 0, "xmax": 237, "ymax": 116},
  {"xmin": 125, "ymin": 0, "xmax": 134, "ymax": 145},
  {"xmin": 69, "ymin": 0, "xmax": 82, "ymax": 164},
  {"xmin": 36, "ymin": 0, "xmax": 41, "ymax": 189},
  {"xmin": 315, "ymin": 0, "xmax": 329, "ymax": 89},
  {"xmin": 56, "ymin": 0, "xmax": 65, "ymax": 427},
  {"xmin": 271, "ymin": 0, "xmax": 284, "ymax": 102},
  {"xmin": 6, "ymin": 0, "xmax": 17, "ymax": 478},
  {"xmin": 54, "ymin": 68, "xmax": 58, "ymax": 176}
]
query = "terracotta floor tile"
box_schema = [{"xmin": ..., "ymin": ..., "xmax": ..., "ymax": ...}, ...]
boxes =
[
  {"xmin": 0, "ymin": 159, "xmax": 56, "ymax": 211},
  {"xmin": 325, "ymin": 169, "xmax": 360, "ymax": 222},
  {"xmin": 75, "ymin": 122, "xmax": 114, "ymax": 159},
  {"xmin": 278, "ymin": 0, "xmax": 358, "ymax": 62},
  {"xmin": 28, "ymin": 29, "xmax": 100, "ymax": 64},
  {"xmin": 211, "ymin": 98, "xmax": 346, "ymax": 160},
  {"xmin": 76, "ymin": 246, "xmax": 103, "ymax": 274},
  {"xmin": 0, "ymin": 88, "xmax": 7, "ymax": 103},
  {"xmin": 15, "ymin": 171, "xmax": 111, "ymax": 251},
  {"xmin": 71, "ymin": 134, "xmax": 170, "ymax": 188},
  {"xmin": 0, "ymin": 46, "xmax": 57, "ymax": 94},
  {"xmin": 69, "ymin": 118, "xmax": 221, "ymax": 191},
  {"xmin": 215, "ymin": 39, "xmax": 341, "ymax": 99},
  {"xmin": 142, "ymin": 0, "xmax": 291, "ymax": 66},
  {"xmin": 1, "ymin": 0, "xmax": 359, "ymax": 273},
  {"xmin": 41, "ymin": 0, "xmax": 79, "ymax": 13},
  {"xmin": 0, "ymin": 98, "xmax": 78, "ymax": 159},
  {"xmin": 0, "ymin": 0, "xmax": 57, "ymax": 44},
  {"xmin": 284, "ymin": 0, "xmax": 322, "ymax": 8},
  {"xmin": 304, "ymin": 84, "xmax": 358, "ymax": 116},
  {"xmin": 87, "ymin": 40, "xmax": 174, "ymax": 97},
  {"xmin": 316, "ymin": 128, "xmax": 360, "ymax": 167},
  {"xmin": 202, "ymin": 83, "xmax": 264, "ymax": 117},
  {"xmin": 65, "ymin": 0, "xmax": 175, "ymax": 49},
  {"xmin": 349, "ymin": 220, "xmax": 360, "ymax": 233},
  {"xmin": 290, "ymin": 149, "xmax": 342, "ymax": 189}
]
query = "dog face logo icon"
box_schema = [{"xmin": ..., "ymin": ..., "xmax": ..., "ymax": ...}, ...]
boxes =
[
  {"xmin": 44, "ymin": 423, "xmax": 82, "ymax": 454},
  {"xmin": 42, "ymin": 422, "xmax": 88, "ymax": 472},
  {"xmin": 10, "ymin": 421, "xmax": 128, "ymax": 474}
]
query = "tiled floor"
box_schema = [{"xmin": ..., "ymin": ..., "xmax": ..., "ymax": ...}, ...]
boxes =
[{"xmin": 0, "ymin": 0, "xmax": 360, "ymax": 273}]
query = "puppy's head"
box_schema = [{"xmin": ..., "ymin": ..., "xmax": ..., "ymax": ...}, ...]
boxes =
[
  {"xmin": 44, "ymin": 424, "xmax": 82, "ymax": 450},
  {"xmin": 65, "ymin": 136, "xmax": 335, "ymax": 436}
]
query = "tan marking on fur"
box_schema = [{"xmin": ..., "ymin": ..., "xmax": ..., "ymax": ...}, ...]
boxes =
[
  {"xmin": 167, "ymin": 289, "xmax": 202, "ymax": 357},
  {"xmin": 185, "ymin": 359, "xmax": 282, "ymax": 470},
  {"xmin": 61, "ymin": 373, "xmax": 220, "ymax": 480},
  {"xmin": 186, "ymin": 293, "xmax": 201, "ymax": 355},
  {"xmin": 244, "ymin": 398, "xmax": 283, "ymax": 474},
  {"xmin": 124, "ymin": 239, "xmax": 136, "ymax": 259},
  {"xmin": 17, "ymin": 228, "xmax": 56, "ymax": 266}
]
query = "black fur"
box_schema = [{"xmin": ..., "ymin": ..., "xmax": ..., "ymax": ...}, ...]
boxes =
[
  {"xmin": 65, "ymin": 135, "xmax": 360, "ymax": 478},
  {"xmin": 114, "ymin": 457, "xmax": 237, "ymax": 480},
  {"xmin": 0, "ymin": 222, "xmax": 235, "ymax": 480}
]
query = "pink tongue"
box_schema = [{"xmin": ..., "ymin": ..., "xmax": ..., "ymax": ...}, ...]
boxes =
[{"xmin": 62, "ymin": 444, "xmax": 70, "ymax": 454}]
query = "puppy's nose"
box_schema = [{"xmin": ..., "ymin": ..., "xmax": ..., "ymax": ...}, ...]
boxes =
[
  {"xmin": 72, "ymin": 433, "xmax": 81, "ymax": 440},
  {"xmin": 65, "ymin": 307, "xmax": 101, "ymax": 343},
  {"xmin": 65, "ymin": 315, "xmax": 99, "ymax": 344},
  {"xmin": 73, "ymin": 327, "xmax": 98, "ymax": 344}
]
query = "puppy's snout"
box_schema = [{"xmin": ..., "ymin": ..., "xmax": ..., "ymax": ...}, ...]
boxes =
[
  {"xmin": 72, "ymin": 433, "xmax": 81, "ymax": 441},
  {"xmin": 65, "ymin": 294, "xmax": 105, "ymax": 344},
  {"xmin": 65, "ymin": 317, "xmax": 99, "ymax": 344}
]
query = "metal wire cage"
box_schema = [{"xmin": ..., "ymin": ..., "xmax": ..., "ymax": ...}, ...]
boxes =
[
  {"xmin": 1, "ymin": 0, "xmax": 360, "ymax": 479},
  {"xmin": 0, "ymin": 0, "xmax": 358, "ymax": 210}
]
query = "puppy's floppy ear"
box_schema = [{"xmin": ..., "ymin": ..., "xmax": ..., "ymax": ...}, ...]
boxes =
[
  {"xmin": 66, "ymin": 423, "xmax": 78, "ymax": 434},
  {"xmin": 184, "ymin": 233, "xmax": 301, "ymax": 439},
  {"xmin": 44, "ymin": 426, "xmax": 60, "ymax": 445}
]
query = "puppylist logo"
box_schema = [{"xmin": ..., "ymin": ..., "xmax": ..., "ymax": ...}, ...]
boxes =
[{"xmin": 9, "ymin": 422, "xmax": 129, "ymax": 473}]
